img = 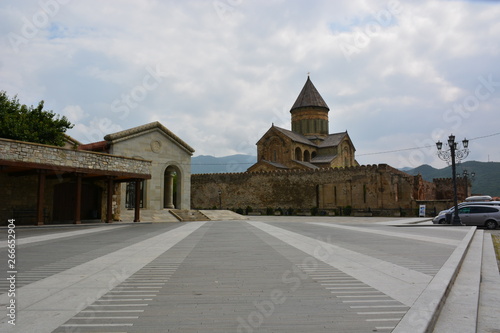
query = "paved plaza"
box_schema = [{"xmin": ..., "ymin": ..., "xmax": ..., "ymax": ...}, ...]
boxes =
[{"xmin": 0, "ymin": 216, "xmax": 498, "ymax": 332}]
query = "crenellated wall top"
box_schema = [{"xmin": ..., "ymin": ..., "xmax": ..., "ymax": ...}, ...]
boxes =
[{"xmin": 192, "ymin": 164, "xmax": 407, "ymax": 178}]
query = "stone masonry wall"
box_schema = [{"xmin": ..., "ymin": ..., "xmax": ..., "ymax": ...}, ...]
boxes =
[
  {"xmin": 0, "ymin": 138, "xmax": 151, "ymax": 176},
  {"xmin": 192, "ymin": 164, "xmax": 434, "ymax": 216},
  {"xmin": 433, "ymin": 177, "xmax": 470, "ymax": 201}
]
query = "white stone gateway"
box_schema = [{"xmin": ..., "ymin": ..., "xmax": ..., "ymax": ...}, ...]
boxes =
[{"xmin": 104, "ymin": 122, "xmax": 195, "ymax": 215}]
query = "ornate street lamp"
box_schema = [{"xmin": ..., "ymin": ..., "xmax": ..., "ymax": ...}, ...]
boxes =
[
  {"xmin": 462, "ymin": 169, "xmax": 476, "ymax": 197},
  {"xmin": 436, "ymin": 134, "xmax": 469, "ymax": 225}
]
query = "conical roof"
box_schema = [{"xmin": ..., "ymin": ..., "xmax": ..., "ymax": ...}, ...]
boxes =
[{"xmin": 290, "ymin": 76, "xmax": 329, "ymax": 111}]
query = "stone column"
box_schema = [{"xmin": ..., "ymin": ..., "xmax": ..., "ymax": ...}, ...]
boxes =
[{"xmin": 165, "ymin": 171, "xmax": 175, "ymax": 209}]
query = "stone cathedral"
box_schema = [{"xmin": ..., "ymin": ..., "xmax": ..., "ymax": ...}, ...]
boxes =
[{"xmin": 248, "ymin": 76, "xmax": 358, "ymax": 172}]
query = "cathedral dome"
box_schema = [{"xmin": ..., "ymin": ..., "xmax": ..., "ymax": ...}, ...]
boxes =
[
  {"xmin": 290, "ymin": 76, "xmax": 330, "ymax": 137},
  {"xmin": 290, "ymin": 76, "xmax": 329, "ymax": 111}
]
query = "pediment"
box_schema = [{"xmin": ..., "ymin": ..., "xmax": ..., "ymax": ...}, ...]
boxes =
[{"xmin": 105, "ymin": 121, "xmax": 194, "ymax": 154}]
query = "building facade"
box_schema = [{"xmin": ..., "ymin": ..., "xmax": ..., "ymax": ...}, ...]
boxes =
[
  {"xmin": 104, "ymin": 122, "xmax": 194, "ymax": 212},
  {"xmin": 248, "ymin": 76, "xmax": 358, "ymax": 172},
  {"xmin": 80, "ymin": 121, "xmax": 195, "ymax": 220},
  {"xmin": 0, "ymin": 121, "xmax": 194, "ymax": 225},
  {"xmin": 0, "ymin": 137, "xmax": 151, "ymax": 225}
]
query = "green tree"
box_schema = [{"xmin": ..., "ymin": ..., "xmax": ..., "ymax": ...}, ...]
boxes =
[{"xmin": 0, "ymin": 91, "xmax": 73, "ymax": 146}]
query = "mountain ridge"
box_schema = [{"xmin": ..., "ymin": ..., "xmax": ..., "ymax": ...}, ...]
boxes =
[
  {"xmin": 191, "ymin": 154, "xmax": 256, "ymax": 174},
  {"xmin": 402, "ymin": 160, "xmax": 500, "ymax": 196}
]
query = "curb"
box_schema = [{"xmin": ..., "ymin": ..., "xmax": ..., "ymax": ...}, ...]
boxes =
[{"xmin": 392, "ymin": 226, "xmax": 477, "ymax": 333}]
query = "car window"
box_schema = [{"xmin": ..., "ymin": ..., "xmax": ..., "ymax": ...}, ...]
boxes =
[
  {"xmin": 458, "ymin": 207, "xmax": 471, "ymax": 214},
  {"xmin": 470, "ymin": 206, "xmax": 499, "ymax": 213}
]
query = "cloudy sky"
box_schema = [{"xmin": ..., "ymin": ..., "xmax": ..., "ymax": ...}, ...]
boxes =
[{"xmin": 1, "ymin": 0, "xmax": 499, "ymax": 169}]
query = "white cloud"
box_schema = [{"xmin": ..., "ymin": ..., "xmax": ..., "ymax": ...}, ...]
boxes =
[
  {"xmin": 1, "ymin": 0, "xmax": 499, "ymax": 166},
  {"xmin": 61, "ymin": 104, "xmax": 86, "ymax": 123}
]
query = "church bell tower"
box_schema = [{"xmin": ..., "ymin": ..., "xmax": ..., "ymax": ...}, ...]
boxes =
[{"xmin": 290, "ymin": 76, "xmax": 330, "ymax": 138}]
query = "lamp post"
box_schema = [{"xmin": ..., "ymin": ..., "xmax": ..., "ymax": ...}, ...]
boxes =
[
  {"xmin": 436, "ymin": 134, "xmax": 469, "ymax": 225},
  {"xmin": 462, "ymin": 169, "xmax": 475, "ymax": 197}
]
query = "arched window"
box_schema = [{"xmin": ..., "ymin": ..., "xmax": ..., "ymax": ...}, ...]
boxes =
[
  {"xmin": 267, "ymin": 136, "xmax": 283, "ymax": 163},
  {"xmin": 343, "ymin": 145, "xmax": 350, "ymax": 167},
  {"xmin": 295, "ymin": 147, "xmax": 302, "ymax": 161},
  {"xmin": 304, "ymin": 150, "xmax": 311, "ymax": 162},
  {"xmin": 311, "ymin": 151, "xmax": 317, "ymax": 159}
]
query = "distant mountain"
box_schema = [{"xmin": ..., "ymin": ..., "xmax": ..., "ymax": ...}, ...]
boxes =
[
  {"xmin": 192, "ymin": 154, "xmax": 256, "ymax": 174},
  {"xmin": 403, "ymin": 161, "xmax": 500, "ymax": 196}
]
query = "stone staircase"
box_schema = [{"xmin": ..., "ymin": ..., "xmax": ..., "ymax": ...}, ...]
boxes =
[
  {"xmin": 169, "ymin": 209, "xmax": 209, "ymax": 222},
  {"xmin": 120, "ymin": 209, "xmax": 246, "ymax": 222},
  {"xmin": 119, "ymin": 209, "xmax": 179, "ymax": 223},
  {"xmin": 199, "ymin": 210, "xmax": 249, "ymax": 221}
]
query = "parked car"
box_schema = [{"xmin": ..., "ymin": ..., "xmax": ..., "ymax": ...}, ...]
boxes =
[
  {"xmin": 436, "ymin": 200, "xmax": 500, "ymax": 217},
  {"xmin": 433, "ymin": 205, "xmax": 500, "ymax": 229}
]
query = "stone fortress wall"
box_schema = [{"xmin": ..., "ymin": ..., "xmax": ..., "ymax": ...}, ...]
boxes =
[{"xmin": 191, "ymin": 164, "xmax": 463, "ymax": 217}]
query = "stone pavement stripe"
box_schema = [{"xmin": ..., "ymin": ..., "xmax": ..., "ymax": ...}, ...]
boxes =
[
  {"xmin": 247, "ymin": 221, "xmax": 432, "ymax": 306},
  {"xmin": 358, "ymin": 311, "xmax": 407, "ymax": 314},
  {"xmin": 0, "ymin": 222, "xmax": 205, "ymax": 333},
  {"xmin": 72, "ymin": 316, "xmax": 139, "ymax": 319},
  {"xmin": 311, "ymin": 222, "xmax": 461, "ymax": 246},
  {"xmin": 392, "ymin": 226, "xmax": 476, "ymax": 333},
  {"xmin": 375, "ymin": 218, "xmax": 431, "ymax": 225},
  {"xmin": 81, "ymin": 310, "xmax": 144, "ymax": 312},
  {"xmin": 0, "ymin": 225, "xmax": 129, "ymax": 248},
  {"xmin": 60, "ymin": 323, "xmax": 133, "ymax": 327}
]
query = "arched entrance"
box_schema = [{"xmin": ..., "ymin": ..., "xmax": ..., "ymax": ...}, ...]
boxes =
[{"xmin": 164, "ymin": 165, "xmax": 181, "ymax": 209}]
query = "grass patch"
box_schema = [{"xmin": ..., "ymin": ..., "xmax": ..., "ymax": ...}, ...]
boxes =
[{"xmin": 492, "ymin": 235, "xmax": 500, "ymax": 270}]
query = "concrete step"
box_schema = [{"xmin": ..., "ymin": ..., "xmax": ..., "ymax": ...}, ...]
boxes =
[
  {"xmin": 477, "ymin": 233, "xmax": 500, "ymax": 332},
  {"xmin": 120, "ymin": 209, "xmax": 179, "ymax": 223},
  {"xmin": 432, "ymin": 230, "xmax": 483, "ymax": 332},
  {"xmin": 199, "ymin": 210, "xmax": 248, "ymax": 221},
  {"xmin": 121, "ymin": 209, "xmax": 247, "ymax": 222},
  {"xmin": 393, "ymin": 227, "xmax": 477, "ymax": 333},
  {"xmin": 170, "ymin": 209, "xmax": 209, "ymax": 222}
]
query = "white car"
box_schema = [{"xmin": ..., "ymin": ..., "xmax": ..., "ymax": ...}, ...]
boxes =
[
  {"xmin": 455, "ymin": 205, "xmax": 500, "ymax": 229},
  {"xmin": 433, "ymin": 201, "xmax": 500, "ymax": 224}
]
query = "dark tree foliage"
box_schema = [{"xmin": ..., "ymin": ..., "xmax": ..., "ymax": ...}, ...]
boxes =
[{"xmin": 0, "ymin": 91, "xmax": 74, "ymax": 147}]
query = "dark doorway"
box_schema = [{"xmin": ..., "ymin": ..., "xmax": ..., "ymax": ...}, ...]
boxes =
[
  {"xmin": 125, "ymin": 181, "xmax": 144, "ymax": 209},
  {"xmin": 53, "ymin": 182, "xmax": 102, "ymax": 222}
]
